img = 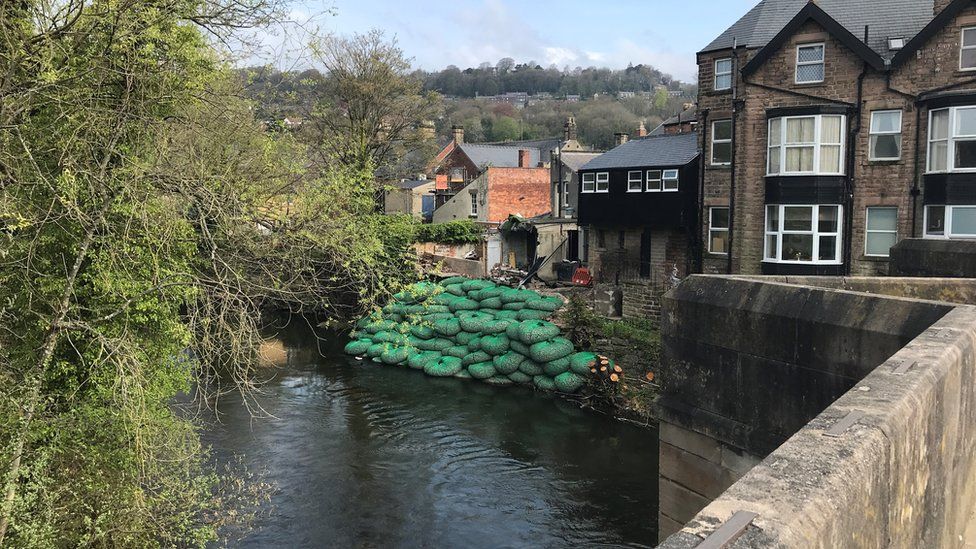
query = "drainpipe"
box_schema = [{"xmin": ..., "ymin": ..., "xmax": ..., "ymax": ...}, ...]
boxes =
[
  {"xmin": 698, "ymin": 108, "xmax": 710, "ymax": 273},
  {"xmin": 726, "ymin": 38, "xmax": 739, "ymax": 275},
  {"xmin": 912, "ymin": 105, "xmax": 922, "ymax": 237},
  {"xmin": 844, "ymin": 27, "xmax": 870, "ymax": 276}
]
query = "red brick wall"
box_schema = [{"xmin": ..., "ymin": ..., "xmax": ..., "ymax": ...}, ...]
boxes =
[{"xmin": 485, "ymin": 167, "xmax": 551, "ymax": 223}]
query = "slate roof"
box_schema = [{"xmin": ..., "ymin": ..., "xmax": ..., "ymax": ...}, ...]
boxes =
[
  {"xmin": 560, "ymin": 152, "xmax": 603, "ymax": 172},
  {"xmin": 650, "ymin": 108, "xmax": 698, "ymax": 136},
  {"xmin": 393, "ymin": 179, "xmax": 434, "ymax": 190},
  {"xmin": 459, "ymin": 143, "xmax": 542, "ymax": 168},
  {"xmin": 701, "ymin": 0, "xmax": 935, "ymax": 61},
  {"xmin": 580, "ymin": 133, "xmax": 700, "ymax": 171}
]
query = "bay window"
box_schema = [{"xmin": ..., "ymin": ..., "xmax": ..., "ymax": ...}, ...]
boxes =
[
  {"xmin": 925, "ymin": 205, "xmax": 976, "ymax": 238},
  {"xmin": 764, "ymin": 204, "xmax": 842, "ymax": 264},
  {"xmin": 767, "ymin": 114, "xmax": 845, "ymax": 175},
  {"xmin": 927, "ymin": 107, "xmax": 976, "ymax": 172}
]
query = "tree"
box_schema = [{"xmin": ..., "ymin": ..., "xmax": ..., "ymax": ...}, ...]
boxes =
[{"xmin": 307, "ymin": 30, "xmax": 441, "ymax": 181}]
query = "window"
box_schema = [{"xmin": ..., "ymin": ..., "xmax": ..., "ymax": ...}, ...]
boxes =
[
  {"xmin": 925, "ymin": 205, "xmax": 976, "ymax": 238},
  {"xmin": 663, "ymin": 170, "xmax": 679, "ymax": 192},
  {"xmin": 582, "ymin": 172, "xmax": 595, "ymax": 193},
  {"xmin": 869, "ymin": 111, "xmax": 903, "ymax": 161},
  {"xmin": 961, "ymin": 27, "xmax": 976, "ymax": 70},
  {"xmin": 711, "ymin": 120, "xmax": 733, "ymax": 165},
  {"xmin": 449, "ymin": 167, "xmax": 466, "ymax": 182},
  {"xmin": 714, "ymin": 58, "xmax": 732, "ymax": 91},
  {"xmin": 628, "ymin": 171, "xmax": 643, "ymax": 192},
  {"xmin": 709, "ymin": 207, "xmax": 730, "ymax": 255},
  {"xmin": 562, "ymin": 181, "xmax": 569, "ymax": 207},
  {"xmin": 646, "ymin": 170, "xmax": 662, "ymax": 192},
  {"xmin": 767, "ymin": 115, "xmax": 845, "ymax": 175},
  {"xmin": 796, "ymin": 43, "xmax": 825, "ymax": 84},
  {"xmin": 865, "ymin": 207, "xmax": 898, "ymax": 257},
  {"xmin": 764, "ymin": 204, "xmax": 842, "ymax": 264},
  {"xmin": 595, "ymin": 172, "xmax": 609, "ymax": 193},
  {"xmin": 469, "ymin": 192, "xmax": 478, "ymax": 217},
  {"xmin": 927, "ymin": 107, "xmax": 976, "ymax": 172}
]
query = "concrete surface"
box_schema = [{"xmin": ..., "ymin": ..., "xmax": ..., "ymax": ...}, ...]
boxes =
[{"xmin": 890, "ymin": 238, "xmax": 976, "ymax": 278}]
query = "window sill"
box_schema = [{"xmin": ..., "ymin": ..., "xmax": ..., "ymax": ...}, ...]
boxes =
[
  {"xmin": 762, "ymin": 260, "xmax": 843, "ymax": 266},
  {"xmin": 868, "ymin": 159, "xmax": 902, "ymax": 165},
  {"xmin": 860, "ymin": 255, "xmax": 890, "ymax": 262},
  {"xmin": 704, "ymin": 89, "xmax": 733, "ymax": 97},
  {"xmin": 793, "ymin": 81, "xmax": 825, "ymax": 88}
]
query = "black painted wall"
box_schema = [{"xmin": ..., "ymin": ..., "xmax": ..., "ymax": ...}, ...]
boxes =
[{"xmin": 577, "ymin": 160, "xmax": 699, "ymax": 229}]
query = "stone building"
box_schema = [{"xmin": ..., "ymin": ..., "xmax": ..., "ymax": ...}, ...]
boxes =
[
  {"xmin": 383, "ymin": 177, "xmax": 435, "ymax": 221},
  {"xmin": 698, "ymin": 0, "xmax": 976, "ymax": 276}
]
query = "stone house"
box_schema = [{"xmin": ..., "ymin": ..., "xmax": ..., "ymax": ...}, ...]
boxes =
[
  {"xmin": 698, "ymin": 0, "xmax": 976, "ymax": 276},
  {"xmin": 383, "ymin": 177, "xmax": 435, "ymax": 221}
]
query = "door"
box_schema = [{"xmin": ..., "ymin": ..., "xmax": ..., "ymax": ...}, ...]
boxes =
[
  {"xmin": 567, "ymin": 230, "xmax": 580, "ymax": 262},
  {"xmin": 639, "ymin": 229, "xmax": 652, "ymax": 279},
  {"xmin": 486, "ymin": 236, "xmax": 502, "ymax": 269}
]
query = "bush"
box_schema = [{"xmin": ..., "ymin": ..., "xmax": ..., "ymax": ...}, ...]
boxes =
[{"xmin": 414, "ymin": 220, "xmax": 483, "ymax": 244}]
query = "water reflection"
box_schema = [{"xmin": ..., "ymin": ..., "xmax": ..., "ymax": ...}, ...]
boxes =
[{"xmin": 204, "ymin": 321, "xmax": 658, "ymax": 548}]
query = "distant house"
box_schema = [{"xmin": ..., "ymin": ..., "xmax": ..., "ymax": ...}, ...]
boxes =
[
  {"xmin": 384, "ymin": 177, "xmax": 436, "ymax": 221},
  {"xmin": 650, "ymin": 105, "xmax": 698, "ymax": 136}
]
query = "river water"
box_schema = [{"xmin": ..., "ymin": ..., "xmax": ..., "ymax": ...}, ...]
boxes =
[{"xmin": 203, "ymin": 322, "xmax": 659, "ymax": 548}]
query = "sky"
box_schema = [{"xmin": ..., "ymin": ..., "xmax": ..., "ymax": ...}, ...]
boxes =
[{"xmin": 270, "ymin": 0, "xmax": 760, "ymax": 82}]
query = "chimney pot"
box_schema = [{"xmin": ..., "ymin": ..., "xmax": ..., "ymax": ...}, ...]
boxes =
[
  {"xmin": 614, "ymin": 132, "xmax": 630, "ymax": 146},
  {"xmin": 518, "ymin": 149, "xmax": 531, "ymax": 168},
  {"xmin": 637, "ymin": 121, "xmax": 648, "ymax": 138}
]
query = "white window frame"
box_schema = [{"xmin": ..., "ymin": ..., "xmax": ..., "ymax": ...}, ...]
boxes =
[
  {"xmin": 469, "ymin": 192, "xmax": 478, "ymax": 217},
  {"xmin": 711, "ymin": 120, "xmax": 733, "ymax": 166},
  {"xmin": 646, "ymin": 170, "xmax": 662, "ymax": 192},
  {"xmin": 627, "ymin": 171, "xmax": 643, "ymax": 192},
  {"xmin": 869, "ymin": 110, "xmax": 903, "ymax": 161},
  {"xmin": 714, "ymin": 58, "xmax": 732, "ymax": 91},
  {"xmin": 581, "ymin": 172, "xmax": 595, "ymax": 193},
  {"xmin": 865, "ymin": 207, "xmax": 898, "ymax": 257},
  {"xmin": 796, "ymin": 43, "xmax": 825, "ymax": 84},
  {"xmin": 595, "ymin": 172, "xmax": 610, "ymax": 193},
  {"xmin": 562, "ymin": 181, "xmax": 570, "ymax": 207},
  {"xmin": 764, "ymin": 204, "xmax": 843, "ymax": 264},
  {"xmin": 708, "ymin": 207, "xmax": 730, "ymax": 255},
  {"xmin": 663, "ymin": 169, "xmax": 679, "ymax": 192},
  {"xmin": 926, "ymin": 106, "xmax": 976, "ymax": 173},
  {"xmin": 767, "ymin": 114, "xmax": 846, "ymax": 176},
  {"xmin": 961, "ymin": 27, "xmax": 976, "ymax": 71},
  {"xmin": 924, "ymin": 205, "xmax": 976, "ymax": 239}
]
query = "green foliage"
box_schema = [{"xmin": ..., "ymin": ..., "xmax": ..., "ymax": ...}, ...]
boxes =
[{"xmin": 414, "ymin": 220, "xmax": 483, "ymax": 244}]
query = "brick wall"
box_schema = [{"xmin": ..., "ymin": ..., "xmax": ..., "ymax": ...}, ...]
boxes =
[{"xmin": 485, "ymin": 167, "xmax": 551, "ymax": 223}]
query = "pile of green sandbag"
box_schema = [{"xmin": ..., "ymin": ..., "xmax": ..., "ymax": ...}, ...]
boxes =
[{"xmin": 343, "ymin": 277, "xmax": 608, "ymax": 394}]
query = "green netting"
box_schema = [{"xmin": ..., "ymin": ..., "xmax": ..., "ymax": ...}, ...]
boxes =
[
  {"xmin": 449, "ymin": 298, "xmax": 479, "ymax": 312},
  {"xmin": 444, "ymin": 283, "xmax": 466, "ymax": 297},
  {"xmin": 432, "ymin": 293, "xmax": 459, "ymax": 306},
  {"xmin": 408, "ymin": 351, "xmax": 441, "ymax": 370},
  {"xmin": 355, "ymin": 317, "xmax": 372, "ymax": 330},
  {"xmin": 568, "ymin": 352, "xmax": 600, "ymax": 375},
  {"xmin": 461, "ymin": 279, "xmax": 493, "ymax": 291},
  {"xmin": 493, "ymin": 310, "xmax": 519, "ymax": 320},
  {"xmin": 530, "ymin": 337, "xmax": 574, "ymax": 363},
  {"xmin": 492, "ymin": 352, "xmax": 523, "ymax": 375},
  {"xmin": 509, "ymin": 339, "xmax": 531, "ymax": 356},
  {"xmin": 458, "ymin": 311, "xmax": 494, "ymax": 333},
  {"xmin": 479, "ymin": 334, "xmax": 510, "ymax": 355},
  {"xmin": 454, "ymin": 331, "xmax": 478, "ymax": 346},
  {"xmin": 439, "ymin": 276, "xmax": 469, "ymax": 286},
  {"xmin": 422, "ymin": 312, "xmax": 455, "ymax": 322},
  {"xmin": 462, "ymin": 351, "xmax": 492, "ymax": 366},
  {"xmin": 454, "ymin": 369, "xmax": 473, "ymax": 379},
  {"xmin": 501, "ymin": 302, "xmax": 525, "ymax": 311},
  {"xmin": 507, "ymin": 371, "xmax": 533, "ymax": 384},
  {"xmin": 406, "ymin": 335, "xmax": 426, "ymax": 349},
  {"xmin": 402, "ymin": 304, "xmax": 429, "ymax": 315},
  {"xmin": 344, "ymin": 338, "xmax": 373, "ymax": 356},
  {"xmin": 479, "ymin": 297, "xmax": 503, "ymax": 310},
  {"xmin": 479, "ymin": 308, "xmax": 502, "ymax": 317},
  {"xmin": 416, "ymin": 338, "xmax": 453, "ymax": 351},
  {"xmin": 467, "ymin": 362, "xmax": 497, "ymax": 380},
  {"xmin": 425, "ymin": 356, "xmax": 463, "ymax": 377},
  {"xmin": 365, "ymin": 320, "xmax": 397, "ymax": 334},
  {"xmin": 443, "ymin": 345, "xmax": 469, "ymax": 358},
  {"xmin": 366, "ymin": 343, "xmax": 386, "ymax": 358},
  {"xmin": 483, "ymin": 376, "xmax": 513, "ymax": 386},
  {"xmin": 516, "ymin": 309, "xmax": 551, "ymax": 321},
  {"xmin": 533, "ymin": 375, "xmax": 556, "ymax": 391},
  {"xmin": 554, "ymin": 371, "xmax": 587, "ymax": 393},
  {"xmin": 433, "ymin": 317, "xmax": 461, "ymax": 337},
  {"xmin": 410, "ymin": 325, "xmax": 435, "ymax": 339},
  {"xmin": 505, "ymin": 322, "xmax": 522, "ymax": 340},
  {"xmin": 479, "ymin": 286, "xmax": 505, "ymax": 299},
  {"xmin": 542, "ymin": 357, "xmax": 571, "ymax": 377},
  {"xmin": 386, "ymin": 303, "xmax": 408, "ymax": 315},
  {"xmin": 372, "ymin": 330, "xmax": 402, "ymax": 344},
  {"xmin": 517, "ymin": 320, "xmax": 561, "ymax": 345},
  {"xmin": 500, "ymin": 288, "xmax": 538, "ymax": 304},
  {"xmin": 519, "ymin": 358, "xmax": 544, "ymax": 376},
  {"xmin": 467, "ymin": 336, "xmax": 482, "ymax": 351},
  {"xmin": 424, "ymin": 304, "xmax": 451, "ymax": 314},
  {"xmin": 525, "ymin": 296, "xmax": 563, "ymax": 312},
  {"xmin": 482, "ymin": 319, "xmax": 512, "ymax": 335},
  {"xmin": 381, "ymin": 346, "xmax": 411, "ymax": 365}
]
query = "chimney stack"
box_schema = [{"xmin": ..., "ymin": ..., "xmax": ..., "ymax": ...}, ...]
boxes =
[
  {"xmin": 518, "ymin": 149, "xmax": 531, "ymax": 168},
  {"xmin": 614, "ymin": 132, "xmax": 630, "ymax": 146},
  {"xmin": 452, "ymin": 125, "xmax": 465, "ymax": 144},
  {"xmin": 563, "ymin": 116, "xmax": 578, "ymax": 141},
  {"xmin": 637, "ymin": 121, "xmax": 648, "ymax": 138}
]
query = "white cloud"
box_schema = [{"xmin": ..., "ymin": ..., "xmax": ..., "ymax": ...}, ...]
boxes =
[{"xmin": 544, "ymin": 47, "xmax": 579, "ymax": 67}]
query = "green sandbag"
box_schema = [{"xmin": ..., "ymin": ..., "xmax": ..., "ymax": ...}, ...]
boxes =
[
  {"xmin": 402, "ymin": 304, "xmax": 429, "ymax": 315},
  {"xmin": 468, "ymin": 361, "xmax": 497, "ymax": 380},
  {"xmin": 408, "ymin": 351, "xmax": 441, "ymax": 370},
  {"xmin": 449, "ymin": 298, "xmax": 479, "ymax": 312},
  {"xmin": 458, "ymin": 311, "xmax": 494, "ymax": 333},
  {"xmin": 425, "ymin": 356, "xmax": 463, "ymax": 377},
  {"xmin": 387, "ymin": 313, "xmax": 406, "ymax": 323},
  {"xmin": 444, "ymin": 283, "xmax": 466, "ymax": 296},
  {"xmin": 432, "ymin": 293, "xmax": 459, "ymax": 306},
  {"xmin": 516, "ymin": 309, "xmax": 551, "ymax": 321},
  {"xmin": 381, "ymin": 346, "xmax": 411, "ymax": 365},
  {"xmin": 373, "ymin": 330, "xmax": 405, "ymax": 344},
  {"xmin": 542, "ymin": 357, "xmax": 571, "ymax": 377},
  {"xmin": 569, "ymin": 352, "xmax": 600, "ymax": 375},
  {"xmin": 348, "ymin": 330, "xmax": 369, "ymax": 341},
  {"xmin": 505, "ymin": 322, "xmax": 522, "ymax": 340},
  {"xmin": 424, "ymin": 304, "xmax": 451, "ymax": 314},
  {"xmin": 365, "ymin": 320, "xmax": 397, "ymax": 334},
  {"xmin": 462, "ymin": 351, "xmax": 492, "ymax": 366},
  {"xmin": 482, "ymin": 318, "xmax": 513, "ymax": 335},
  {"xmin": 479, "ymin": 308, "xmax": 502, "ymax": 317},
  {"xmin": 484, "ymin": 376, "xmax": 513, "ymax": 386},
  {"xmin": 530, "ymin": 337, "xmax": 574, "ymax": 363},
  {"xmin": 507, "ymin": 371, "xmax": 533, "ymax": 384},
  {"xmin": 406, "ymin": 335, "xmax": 426, "ymax": 349},
  {"xmin": 455, "ymin": 331, "xmax": 479, "ymax": 346},
  {"xmin": 519, "ymin": 358, "xmax": 545, "ymax": 376},
  {"xmin": 366, "ymin": 343, "xmax": 386, "ymax": 358},
  {"xmin": 467, "ymin": 336, "xmax": 482, "ymax": 351},
  {"xmin": 410, "ymin": 325, "xmax": 435, "ymax": 339},
  {"xmin": 454, "ymin": 369, "xmax": 473, "ymax": 379},
  {"xmin": 492, "ymin": 310, "xmax": 519, "ymax": 320},
  {"xmin": 416, "ymin": 338, "xmax": 453, "ymax": 351},
  {"xmin": 492, "ymin": 352, "xmax": 523, "ymax": 375},
  {"xmin": 443, "ymin": 345, "xmax": 469, "ymax": 358},
  {"xmin": 461, "ymin": 279, "xmax": 493, "ymax": 291},
  {"xmin": 344, "ymin": 338, "xmax": 373, "ymax": 356},
  {"xmin": 517, "ymin": 320, "xmax": 561, "ymax": 345},
  {"xmin": 533, "ymin": 375, "xmax": 556, "ymax": 391},
  {"xmin": 480, "ymin": 334, "xmax": 510, "ymax": 355},
  {"xmin": 422, "ymin": 312, "xmax": 455, "ymax": 322},
  {"xmin": 500, "ymin": 288, "xmax": 537, "ymax": 304},
  {"xmin": 385, "ymin": 303, "xmax": 408, "ymax": 315},
  {"xmin": 355, "ymin": 317, "xmax": 372, "ymax": 329},
  {"xmin": 509, "ymin": 339, "xmax": 531, "ymax": 356},
  {"xmin": 439, "ymin": 276, "xmax": 469, "ymax": 286},
  {"xmin": 525, "ymin": 296, "xmax": 563, "ymax": 312},
  {"xmin": 479, "ymin": 297, "xmax": 503, "ymax": 309},
  {"xmin": 502, "ymin": 302, "xmax": 526, "ymax": 311},
  {"xmin": 479, "ymin": 286, "xmax": 505, "ymax": 299},
  {"xmin": 433, "ymin": 317, "xmax": 461, "ymax": 337},
  {"xmin": 555, "ymin": 371, "xmax": 587, "ymax": 393}
]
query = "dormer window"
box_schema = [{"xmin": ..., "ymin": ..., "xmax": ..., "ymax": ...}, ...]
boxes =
[
  {"xmin": 961, "ymin": 27, "xmax": 976, "ymax": 70},
  {"xmin": 796, "ymin": 43, "xmax": 825, "ymax": 84},
  {"xmin": 714, "ymin": 58, "xmax": 733, "ymax": 91},
  {"xmin": 927, "ymin": 107, "xmax": 976, "ymax": 172}
]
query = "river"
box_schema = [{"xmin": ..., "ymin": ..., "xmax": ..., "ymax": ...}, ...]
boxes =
[{"xmin": 202, "ymin": 321, "xmax": 659, "ymax": 548}]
